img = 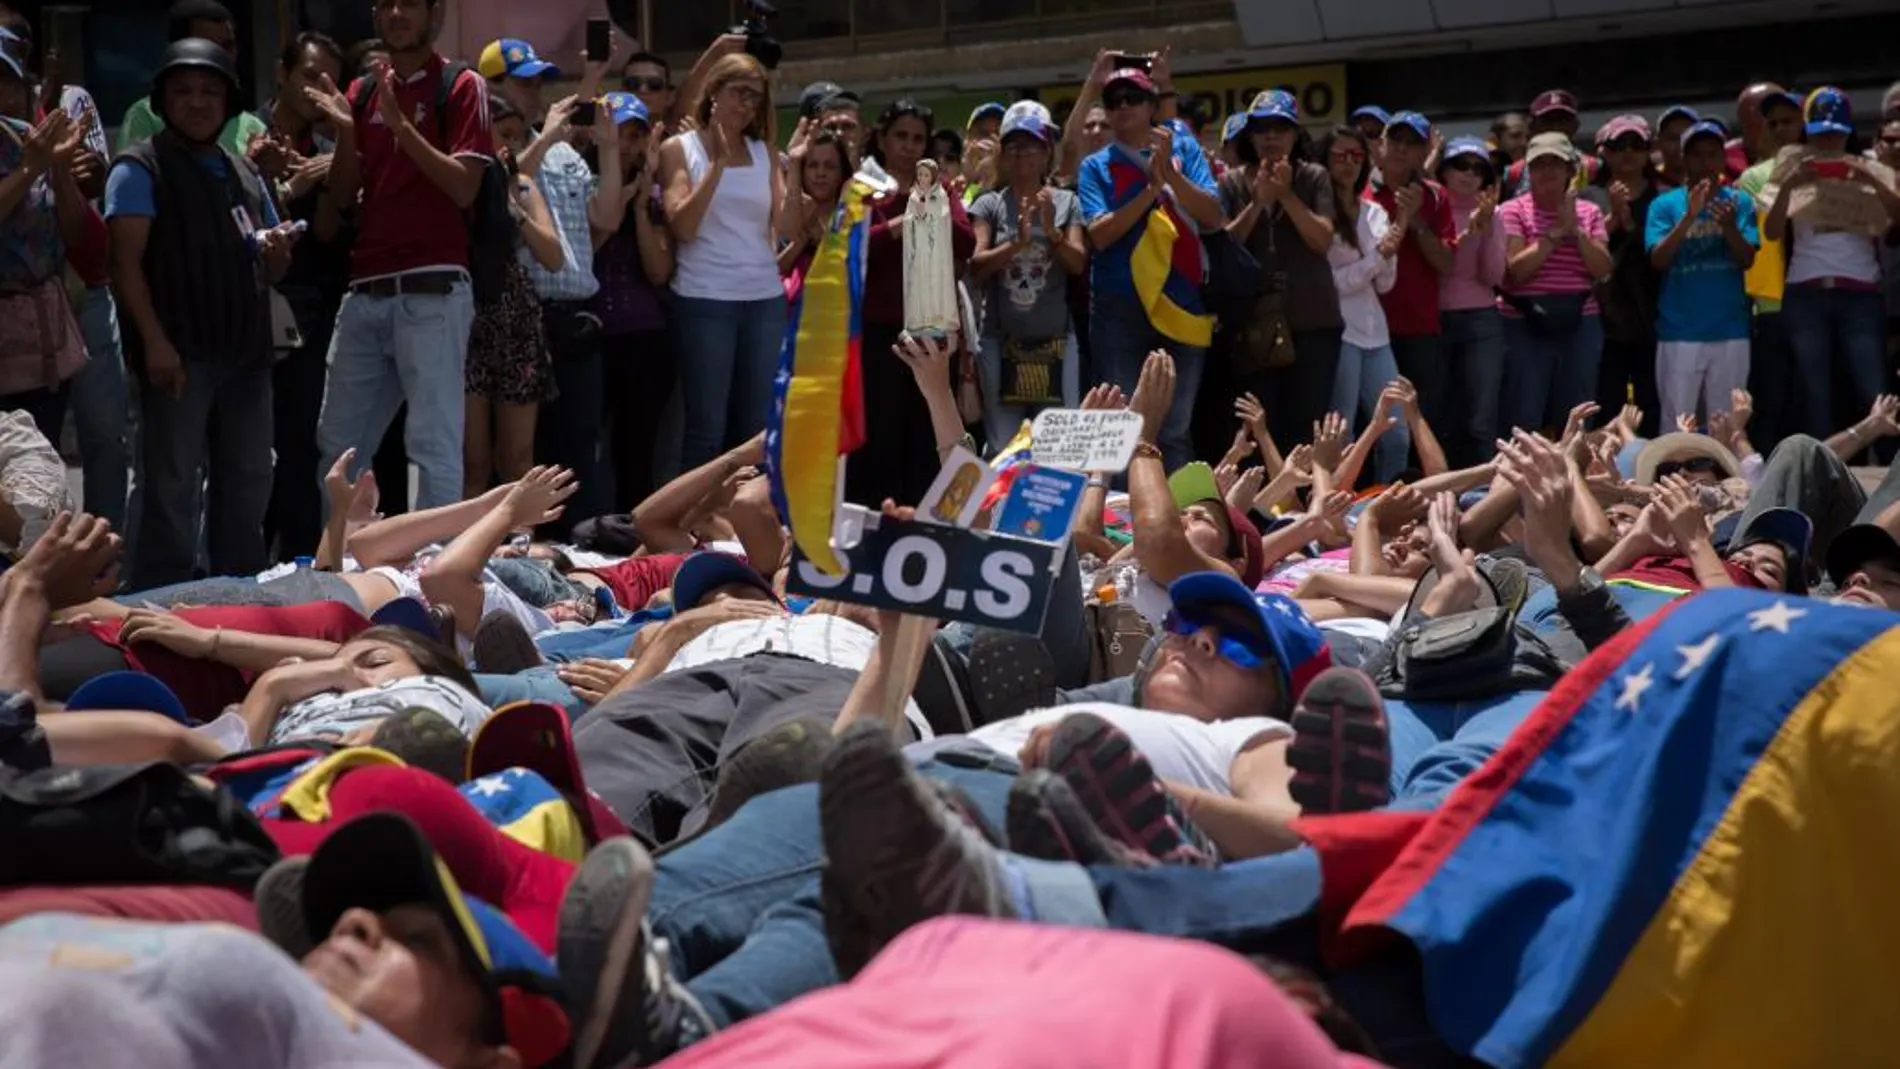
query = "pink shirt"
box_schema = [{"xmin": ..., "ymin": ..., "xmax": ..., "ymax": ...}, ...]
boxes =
[
  {"xmin": 1441, "ymin": 189, "xmax": 1508, "ymax": 311},
  {"xmin": 1497, "ymin": 193, "xmax": 1607, "ymax": 316},
  {"xmin": 1263, "ymin": 547, "xmax": 1354, "ymax": 597}
]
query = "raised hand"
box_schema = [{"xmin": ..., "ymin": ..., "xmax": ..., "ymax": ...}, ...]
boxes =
[
  {"xmin": 1728, "ymin": 388, "xmax": 1753, "ymax": 434},
  {"xmin": 1653, "ymin": 473, "xmax": 1708, "ymax": 547},
  {"xmin": 303, "ymin": 72, "xmax": 354, "ymax": 130},
  {"xmin": 1226, "ymin": 465, "xmax": 1267, "ymax": 513},
  {"xmin": 1079, "ymin": 382, "xmax": 1126, "ymax": 411},
  {"xmin": 8, "ymin": 511, "xmax": 122, "ymax": 610},
  {"xmin": 1494, "ymin": 430, "xmax": 1575, "ymax": 569},
  {"xmin": 1368, "ymin": 481, "xmax": 1428, "ymax": 527},
  {"xmin": 1233, "ymin": 392, "xmax": 1268, "ymax": 439},
  {"xmin": 1867, "ymin": 394, "xmax": 1900, "ymax": 438},
  {"xmin": 893, "ymin": 332, "xmax": 954, "ymax": 393},
  {"xmin": 1469, "ymin": 187, "xmax": 1498, "ymax": 234},
  {"xmin": 1213, "ymin": 460, "xmax": 1240, "ymax": 498},
  {"xmin": 374, "ymin": 63, "xmax": 405, "ymax": 132},
  {"xmin": 1675, "ymin": 412, "xmax": 1698, "ymax": 435},
  {"xmin": 1147, "ymin": 124, "xmax": 1176, "ymax": 187},
  {"xmin": 1311, "ymin": 411, "xmax": 1349, "ymax": 474},
  {"xmin": 786, "ymin": 116, "xmax": 814, "ymax": 166},
  {"xmin": 504, "ymin": 466, "xmax": 580, "ymax": 527},
  {"xmin": 1128, "ymin": 350, "xmax": 1177, "ymax": 446},
  {"xmin": 1709, "ymin": 194, "xmax": 1739, "ymax": 233},
  {"xmin": 1687, "ymin": 178, "xmax": 1713, "ymax": 218}
]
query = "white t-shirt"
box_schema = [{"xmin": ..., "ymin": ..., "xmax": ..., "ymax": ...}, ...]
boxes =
[
  {"xmin": 0, "ymin": 916, "xmax": 430, "ymax": 1069},
  {"xmin": 270, "ymin": 676, "xmax": 493, "ymax": 745},
  {"xmin": 1787, "ymin": 219, "xmax": 1882, "ymax": 285},
  {"xmin": 967, "ymin": 702, "xmax": 1290, "ymax": 795},
  {"xmin": 365, "ymin": 562, "xmax": 555, "ymax": 659}
]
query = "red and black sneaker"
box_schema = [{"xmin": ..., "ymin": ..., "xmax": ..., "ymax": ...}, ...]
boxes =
[
  {"xmin": 1006, "ymin": 769, "xmax": 1157, "ymax": 868},
  {"xmin": 1043, "ymin": 713, "xmax": 1218, "ymax": 867},
  {"xmin": 1287, "ymin": 667, "xmax": 1391, "ymax": 815}
]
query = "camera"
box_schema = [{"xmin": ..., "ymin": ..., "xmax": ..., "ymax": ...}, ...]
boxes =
[{"xmin": 731, "ymin": 0, "xmax": 782, "ymax": 70}]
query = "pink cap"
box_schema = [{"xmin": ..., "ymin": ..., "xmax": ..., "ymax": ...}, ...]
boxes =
[{"xmin": 1596, "ymin": 113, "xmax": 1652, "ymax": 147}]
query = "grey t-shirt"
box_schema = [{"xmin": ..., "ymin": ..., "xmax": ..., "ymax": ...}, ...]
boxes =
[
  {"xmin": 0, "ymin": 915, "xmax": 430, "ymax": 1068},
  {"xmin": 1219, "ymin": 161, "xmax": 1343, "ymax": 333},
  {"xmin": 970, "ymin": 187, "xmax": 1080, "ymax": 342}
]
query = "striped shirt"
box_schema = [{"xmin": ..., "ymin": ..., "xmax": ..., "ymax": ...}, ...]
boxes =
[
  {"xmin": 1497, "ymin": 193, "xmax": 1606, "ymax": 316},
  {"xmin": 526, "ymin": 140, "xmax": 599, "ymax": 301}
]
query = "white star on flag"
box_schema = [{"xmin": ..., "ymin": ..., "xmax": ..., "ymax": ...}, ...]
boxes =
[
  {"xmin": 1614, "ymin": 662, "xmax": 1655, "ymax": 712},
  {"xmin": 1673, "ymin": 633, "xmax": 1721, "ymax": 681},
  {"xmin": 467, "ymin": 776, "xmax": 511, "ymax": 798},
  {"xmin": 1746, "ymin": 600, "xmax": 1808, "ymax": 635}
]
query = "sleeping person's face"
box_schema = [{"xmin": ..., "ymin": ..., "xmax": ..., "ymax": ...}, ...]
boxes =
[{"xmin": 339, "ymin": 638, "xmax": 423, "ymax": 689}]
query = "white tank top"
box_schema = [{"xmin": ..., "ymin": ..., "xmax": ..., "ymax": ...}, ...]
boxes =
[{"xmin": 671, "ymin": 131, "xmax": 784, "ymax": 301}]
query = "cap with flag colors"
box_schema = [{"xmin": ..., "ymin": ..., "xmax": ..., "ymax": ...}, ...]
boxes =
[
  {"xmin": 477, "ymin": 38, "xmax": 559, "ymax": 80},
  {"xmin": 1300, "ymin": 588, "xmax": 1900, "ymax": 1068}
]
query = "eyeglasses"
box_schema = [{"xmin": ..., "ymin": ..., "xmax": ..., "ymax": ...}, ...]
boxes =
[
  {"xmin": 1102, "ymin": 90, "xmax": 1153, "ymax": 111},
  {"xmin": 624, "ymin": 76, "xmax": 667, "ymax": 92},
  {"xmin": 1605, "ymin": 137, "xmax": 1650, "ymax": 152},
  {"xmin": 1655, "ymin": 457, "xmax": 1723, "ymax": 479},
  {"xmin": 1161, "ymin": 611, "xmax": 1275, "ymax": 671},
  {"xmin": 1443, "ymin": 155, "xmax": 1484, "ymax": 172},
  {"xmin": 724, "ymin": 84, "xmax": 764, "ymax": 105}
]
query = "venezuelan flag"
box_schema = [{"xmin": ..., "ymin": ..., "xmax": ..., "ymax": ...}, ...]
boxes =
[
  {"xmin": 1301, "ymin": 589, "xmax": 1900, "ymax": 1068},
  {"xmin": 1105, "ymin": 148, "xmax": 1213, "ymax": 348},
  {"xmin": 978, "ymin": 419, "xmax": 1035, "ymax": 513},
  {"xmin": 767, "ymin": 169, "xmax": 886, "ymax": 576}
]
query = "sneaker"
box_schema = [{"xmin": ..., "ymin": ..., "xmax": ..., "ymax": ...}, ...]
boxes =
[
  {"xmin": 819, "ymin": 722, "xmax": 1016, "ymax": 979},
  {"xmin": 557, "ymin": 837, "xmax": 712, "ymax": 1069},
  {"xmin": 1287, "ymin": 667, "xmax": 1392, "ymax": 815},
  {"xmin": 1043, "ymin": 713, "xmax": 1218, "ymax": 866},
  {"xmin": 1006, "ymin": 770, "xmax": 1155, "ymax": 868},
  {"xmin": 253, "ymin": 856, "xmax": 313, "ymax": 960},
  {"xmin": 472, "ymin": 611, "xmax": 543, "ymax": 675},
  {"xmin": 702, "ymin": 717, "xmax": 833, "ymax": 830}
]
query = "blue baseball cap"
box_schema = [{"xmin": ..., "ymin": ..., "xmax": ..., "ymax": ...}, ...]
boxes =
[
  {"xmin": 1681, "ymin": 118, "xmax": 1728, "ymax": 149},
  {"xmin": 1657, "ymin": 104, "xmax": 1699, "ymax": 128},
  {"xmin": 1805, "ymin": 86, "xmax": 1853, "ymax": 136},
  {"xmin": 1385, "ymin": 110, "xmax": 1432, "ymax": 141},
  {"xmin": 1757, "ymin": 88, "xmax": 1803, "ymax": 117},
  {"xmin": 1440, "ymin": 135, "xmax": 1491, "ymax": 162},
  {"xmin": 671, "ymin": 551, "xmax": 778, "ymax": 611},
  {"xmin": 65, "ymin": 670, "xmax": 192, "ymax": 726},
  {"xmin": 602, "ymin": 91, "xmax": 649, "ymax": 128},
  {"xmin": 478, "ymin": 38, "xmax": 559, "ymax": 81},
  {"xmin": 370, "ymin": 595, "xmax": 439, "ymax": 642},
  {"xmin": 1247, "ymin": 89, "xmax": 1299, "ymax": 124},
  {"xmin": 1221, "ymin": 112, "xmax": 1247, "ymax": 143},
  {"xmin": 1167, "ymin": 572, "xmax": 1332, "ymax": 699},
  {"xmin": 1000, "ymin": 109, "xmax": 1054, "ymax": 143},
  {"xmin": 1350, "ymin": 105, "xmax": 1391, "ymax": 126},
  {"xmin": 967, "ymin": 101, "xmax": 1007, "ymax": 127}
]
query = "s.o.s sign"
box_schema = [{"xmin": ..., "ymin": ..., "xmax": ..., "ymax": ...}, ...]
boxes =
[{"xmin": 786, "ymin": 518, "xmax": 1058, "ymax": 635}]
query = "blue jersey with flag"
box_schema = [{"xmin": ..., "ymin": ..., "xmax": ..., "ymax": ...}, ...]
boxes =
[{"xmin": 1078, "ymin": 137, "xmax": 1216, "ymax": 308}]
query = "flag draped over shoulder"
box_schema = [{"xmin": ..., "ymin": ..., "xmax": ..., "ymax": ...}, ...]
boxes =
[
  {"xmin": 1106, "ymin": 149, "xmax": 1212, "ymax": 348},
  {"xmin": 767, "ymin": 167, "xmax": 886, "ymax": 576},
  {"xmin": 1299, "ymin": 590, "xmax": 1900, "ymax": 1069}
]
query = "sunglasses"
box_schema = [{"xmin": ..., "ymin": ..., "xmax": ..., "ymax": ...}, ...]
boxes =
[
  {"xmin": 1103, "ymin": 90, "xmax": 1154, "ymax": 110},
  {"xmin": 1443, "ymin": 155, "xmax": 1485, "ymax": 172},
  {"xmin": 1162, "ymin": 611, "xmax": 1275, "ymax": 671},
  {"xmin": 623, "ymin": 76, "xmax": 667, "ymax": 92},
  {"xmin": 1655, "ymin": 456, "xmax": 1723, "ymax": 479},
  {"xmin": 1330, "ymin": 148, "xmax": 1366, "ymax": 165},
  {"xmin": 1606, "ymin": 137, "xmax": 1650, "ymax": 152}
]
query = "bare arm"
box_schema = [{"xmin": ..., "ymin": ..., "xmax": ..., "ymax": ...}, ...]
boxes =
[
  {"xmin": 517, "ymin": 175, "xmax": 568, "ymax": 271},
  {"xmin": 345, "ymin": 485, "xmax": 510, "ymax": 568},
  {"xmin": 389, "ymin": 111, "xmax": 484, "ymax": 209},
  {"xmin": 659, "ymin": 135, "xmax": 721, "ymax": 243},
  {"xmin": 632, "ymin": 435, "xmax": 765, "ymax": 545}
]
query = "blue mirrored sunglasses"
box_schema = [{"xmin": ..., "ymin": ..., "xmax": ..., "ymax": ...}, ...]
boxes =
[{"xmin": 1162, "ymin": 611, "xmax": 1275, "ymax": 671}]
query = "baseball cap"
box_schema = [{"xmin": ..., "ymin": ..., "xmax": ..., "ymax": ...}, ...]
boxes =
[
  {"xmin": 671, "ymin": 551, "xmax": 778, "ymax": 611},
  {"xmin": 1524, "ymin": 131, "xmax": 1578, "ymax": 165},
  {"xmin": 1805, "ymin": 86, "xmax": 1853, "ymax": 136},
  {"xmin": 1384, "ymin": 110, "xmax": 1432, "ymax": 142},
  {"xmin": 1000, "ymin": 108, "xmax": 1054, "ymax": 143},
  {"xmin": 1350, "ymin": 105, "xmax": 1390, "ymax": 126},
  {"xmin": 1596, "ymin": 113, "xmax": 1652, "ymax": 147},
  {"xmin": 967, "ymin": 101, "xmax": 1007, "ymax": 128},
  {"xmin": 1758, "ymin": 88, "xmax": 1803, "ymax": 116},
  {"xmin": 1680, "ymin": 118, "xmax": 1729, "ymax": 149},
  {"xmin": 798, "ymin": 80, "xmax": 844, "ymax": 117},
  {"xmin": 1167, "ymin": 573, "xmax": 1332, "ymax": 698},
  {"xmin": 1657, "ymin": 104, "xmax": 1700, "ymax": 128},
  {"xmin": 300, "ymin": 812, "xmax": 571, "ymax": 1067},
  {"xmin": 1439, "ymin": 134, "xmax": 1491, "ymax": 164},
  {"xmin": 1530, "ymin": 89, "xmax": 1579, "ymax": 117},
  {"xmin": 1221, "ymin": 112, "xmax": 1247, "ymax": 143},
  {"xmin": 1716, "ymin": 507, "xmax": 1814, "ymax": 594},
  {"xmin": 1827, "ymin": 523, "xmax": 1900, "ymax": 586},
  {"xmin": 1002, "ymin": 100, "xmax": 1053, "ymax": 127},
  {"xmin": 1247, "ymin": 89, "xmax": 1299, "ymax": 124},
  {"xmin": 469, "ymin": 700, "xmax": 630, "ymax": 845},
  {"xmin": 1167, "ymin": 463, "xmax": 1265, "ymax": 588},
  {"xmin": 1104, "ymin": 67, "xmax": 1156, "ymax": 95},
  {"xmin": 370, "ymin": 595, "xmax": 439, "ymax": 642},
  {"xmin": 65, "ymin": 670, "xmax": 192, "ymax": 726},
  {"xmin": 601, "ymin": 91, "xmax": 649, "ymax": 128},
  {"xmin": 477, "ymin": 38, "xmax": 559, "ymax": 81}
]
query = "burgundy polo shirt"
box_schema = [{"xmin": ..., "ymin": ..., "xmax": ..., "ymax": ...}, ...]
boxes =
[
  {"xmin": 1369, "ymin": 178, "xmax": 1456, "ymax": 338},
  {"xmin": 345, "ymin": 53, "xmax": 490, "ymax": 281}
]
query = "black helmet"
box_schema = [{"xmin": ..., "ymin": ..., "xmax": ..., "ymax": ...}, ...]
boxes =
[{"xmin": 151, "ymin": 37, "xmax": 240, "ymax": 126}]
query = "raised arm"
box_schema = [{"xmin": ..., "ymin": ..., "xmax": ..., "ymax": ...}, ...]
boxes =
[{"xmin": 419, "ymin": 467, "xmax": 578, "ymax": 642}]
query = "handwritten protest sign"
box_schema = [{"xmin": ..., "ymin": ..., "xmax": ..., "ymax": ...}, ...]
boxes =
[
  {"xmin": 1764, "ymin": 147, "xmax": 1896, "ymax": 237},
  {"xmin": 1030, "ymin": 409, "xmax": 1145, "ymax": 472}
]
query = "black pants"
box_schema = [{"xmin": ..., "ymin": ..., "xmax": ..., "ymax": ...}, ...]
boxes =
[
  {"xmin": 265, "ymin": 300, "xmax": 337, "ymax": 560},
  {"xmin": 0, "ymin": 384, "xmax": 67, "ymax": 444},
  {"xmin": 131, "ymin": 359, "xmax": 274, "ymax": 588},
  {"xmin": 602, "ymin": 329, "xmax": 675, "ymax": 510},
  {"xmin": 535, "ymin": 303, "xmax": 607, "ymax": 540},
  {"xmin": 373, "ymin": 406, "xmax": 409, "ymax": 518},
  {"xmin": 1392, "ymin": 333, "xmax": 1448, "ymax": 435},
  {"xmin": 1597, "ymin": 334, "xmax": 1661, "ymax": 440},
  {"xmin": 1245, "ymin": 326, "xmax": 1344, "ymax": 450},
  {"xmin": 573, "ymin": 653, "xmax": 908, "ymax": 846},
  {"xmin": 845, "ymin": 320, "xmax": 941, "ymax": 508},
  {"xmin": 1747, "ymin": 311, "xmax": 1793, "ymax": 457}
]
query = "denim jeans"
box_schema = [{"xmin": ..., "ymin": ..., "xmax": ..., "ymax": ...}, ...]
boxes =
[
  {"xmin": 1440, "ymin": 308, "xmax": 1506, "ymax": 468},
  {"xmin": 1500, "ymin": 312, "xmax": 1604, "ymax": 435},
  {"xmin": 650, "ymin": 757, "xmax": 1014, "ymax": 1031},
  {"xmin": 1385, "ymin": 691, "xmax": 1546, "ymax": 801},
  {"xmin": 1088, "ymin": 296, "xmax": 1206, "ymax": 471},
  {"xmin": 315, "ymin": 281, "xmax": 476, "ymax": 511},
  {"xmin": 70, "ymin": 286, "xmax": 130, "ymax": 535},
  {"xmin": 1781, "ymin": 284, "xmax": 1887, "ymax": 444},
  {"xmin": 976, "ymin": 332, "xmax": 1079, "ymax": 452},
  {"xmin": 475, "ymin": 666, "xmax": 587, "ymax": 719},
  {"xmin": 1332, "ymin": 341, "xmax": 1410, "ymax": 484},
  {"xmin": 670, "ymin": 294, "xmax": 787, "ymax": 473},
  {"xmin": 130, "ymin": 360, "xmax": 274, "ymax": 588}
]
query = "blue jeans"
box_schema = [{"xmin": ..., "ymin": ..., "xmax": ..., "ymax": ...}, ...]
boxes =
[
  {"xmin": 315, "ymin": 281, "xmax": 476, "ymax": 511},
  {"xmin": 651, "ymin": 756, "xmax": 1014, "ymax": 1030},
  {"xmin": 70, "ymin": 286, "xmax": 130, "ymax": 535},
  {"xmin": 1440, "ymin": 308, "xmax": 1506, "ymax": 468},
  {"xmin": 670, "ymin": 295, "xmax": 787, "ymax": 472},
  {"xmin": 1088, "ymin": 296, "xmax": 1205, "ymax": 471},
  {"xmin": 1385, "ymin": 691, "xmax": 1545, "ymax": 801},
  {"xmin": 976, "ymin": 332, "xmax": 1080, "ymax": 452},
  {"xmin": 1781, "ymin": 284, "xmax": 1887, "ymax": 443},
  {"xmin": 475, "ymin": 666, "xmax": 586, "ymax": 719},
  {"xmin": 1500, "ymin": 312, "xmax": 1603, "ymax": 435},
  {"xmin": 531, "ymin": 610, "xmax": 666, "ymax": 663},
  {"xmin": 1332, "ymin": 341, "xmax": 1410, "ymax": 484}
]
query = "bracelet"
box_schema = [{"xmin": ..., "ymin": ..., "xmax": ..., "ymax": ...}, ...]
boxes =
[
  {"xmin": 1133, "ymin": 441, "xmax": 1163, "ymax": 462},
  {"xmin": 210, "ymin": 627, "xmax": 223, "ymax": 659},
  {"xmin": 1086, "ymin": 475, "xmax": 1109, "ymax": 491}
]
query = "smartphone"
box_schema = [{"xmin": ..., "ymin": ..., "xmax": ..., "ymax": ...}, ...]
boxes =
[
  {"xmin": 585, "ymin": 17, "xmax": 612, "ymax": 63},
  {"xmin": 1811, "ymin": 158, "xmax": 1851, "ymax": 181},
  {"xmin": 574, "ymin": 99, "xmax": 598, "ymax": 127},
  {"xmin": 1109, "ymin": 52, "xmax": 1153, "ymax": 72}
]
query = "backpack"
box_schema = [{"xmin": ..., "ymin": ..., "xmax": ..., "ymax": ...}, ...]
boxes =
[
  {"xmin": 349, "ymin": 61, "xmax": 515, "ymax": 305},
  {"xmin": 1086, "ymin": 600, "xmax": 1155, "ymax": 685}
]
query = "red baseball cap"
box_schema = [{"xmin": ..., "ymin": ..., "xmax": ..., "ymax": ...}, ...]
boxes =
[
  {"xmin": 470, "ymin": 701, "xmax": 630, "ymax": 845},
  {"xmin": 1530, "ymin": 89, "xmax": 1579, "ymax": 117},
  {"xmin": 1105, "ymin": 67, "xmax": 1156, "ymax": 94}
]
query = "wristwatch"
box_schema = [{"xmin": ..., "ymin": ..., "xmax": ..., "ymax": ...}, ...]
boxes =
[{"xmin": 1563, "ymin": 564, "xmax": 1606, "ymax": 601}]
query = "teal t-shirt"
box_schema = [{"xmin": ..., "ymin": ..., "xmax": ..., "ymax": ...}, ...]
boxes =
[{"xmin": 1645, "ymin": 185, "xmax": 1759, "ymax": 343}]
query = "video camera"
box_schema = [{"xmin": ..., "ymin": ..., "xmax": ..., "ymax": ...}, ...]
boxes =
[{"xmin": 731, "ymin": 0, "xmax": 783, "ymax": 70}]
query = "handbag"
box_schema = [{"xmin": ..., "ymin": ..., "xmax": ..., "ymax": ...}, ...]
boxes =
[
  {"xmin": 1499, "ymin": 290, "xmax": 1588, "ymax": 338},
  {"xmin": 1201, "ymin": 227, "xmax": 1261, "ymax": 326},
  {"xmin": 1380, "ymin": 606, "xmax": 1567, "ymax": 702},
  {"xmin": 0, "ymin": 278, "xmax": 87, "ymax": 395},
  {"xmin": 1000, "ymin": 336, "xmax": 1065, "ymax": 406}
]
